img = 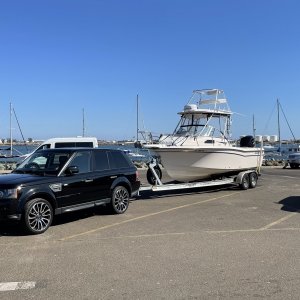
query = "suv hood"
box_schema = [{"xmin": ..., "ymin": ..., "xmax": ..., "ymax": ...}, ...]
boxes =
[{"xmin": 0, "ymin": 173, "xmax": 53, "ymax": 186}]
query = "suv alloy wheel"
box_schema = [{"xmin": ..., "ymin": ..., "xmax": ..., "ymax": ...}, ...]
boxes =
[
  {"xmin": 110, "ymin": 186, "xmax": 129, "ymax": 214},
  {"xmin": 23, "ymin": 198, "xmax": 53, "ymax": 234}
]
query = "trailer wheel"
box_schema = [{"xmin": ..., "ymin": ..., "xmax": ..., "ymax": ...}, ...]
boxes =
[
  {"xmin": 249, "ymin": 172, "xmax": 258, "ymax": 188},
  {"xmin": 146, "ymin": 166, "xmax": 162, "ymax": 185},
  {"xmin": 239, "ymin": 173, "xmax": 250, "ymax": 190}
]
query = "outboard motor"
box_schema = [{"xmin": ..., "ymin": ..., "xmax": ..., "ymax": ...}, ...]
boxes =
[
  {"xmin": 240, "ymin": 135, "xmax": 255, "ymax": 147},
  {"xmin": 134, "ymin": 141, "xmax": 142, "ymax": 148}
]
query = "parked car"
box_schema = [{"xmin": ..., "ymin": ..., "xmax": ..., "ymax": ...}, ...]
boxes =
[
  {"xmin": 287, "ymin": 153, "xmax": 300, "ymax": 169},
  {"xmin": 0, "ymin": 148, "xmax": 140, "ymax": 234}
]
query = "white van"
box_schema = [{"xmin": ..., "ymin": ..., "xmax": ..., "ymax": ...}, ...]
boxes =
[
  {"xmin": 20, "ymin": 137, "xmax": 98, "ymax": 160},
  {"xmin": 35, "ymin": 137, "xmax": 98, "ymax": 150}
]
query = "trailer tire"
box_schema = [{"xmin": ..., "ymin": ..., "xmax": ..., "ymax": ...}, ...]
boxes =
[
  {"xmin": 239, "ymin": 173, "xmax": 250, "ymax": 190},
  {"xmin": 249, "ymin": 172, "xmax": 258, "ymax": 188},
  {"xmin": 147, "ymin": 166, "xmax": 162, "ymax": 185}
]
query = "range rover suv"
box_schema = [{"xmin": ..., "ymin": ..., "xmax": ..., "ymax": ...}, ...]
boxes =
[{"xmin": 0, "ymin": 148, "xmax": 140, "ymax": 234}]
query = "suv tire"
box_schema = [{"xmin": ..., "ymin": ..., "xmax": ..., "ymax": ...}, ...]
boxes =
[
  {"xmin": 23, "ymin": 198, "xmax": 53, "ymax": 234},
  {"xmin": 110, "ymin": 186, "xmax": 129, "ymax": 214}
]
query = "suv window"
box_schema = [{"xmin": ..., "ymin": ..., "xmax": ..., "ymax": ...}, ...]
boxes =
[
  {"xmin": 15, "ymin": 151, "xmax": 72, "ymax": 175},
  {"xmin": 36, "ymin": 144, "xmax": 51, "ymax": 151},
  {"xmin": 47, "ymin": 153, "xmax": 70, "ymax": 171},
  {"xmin": 108, "ymin": 151, "xmax": 131, "ymax": 169},
  {"xmin": 94, "ymin": 151, "xmax": 109, "ymax": 171},
  {"xmin": 69, "ymin": 151, "xmax": 91, "ymax": 173}
]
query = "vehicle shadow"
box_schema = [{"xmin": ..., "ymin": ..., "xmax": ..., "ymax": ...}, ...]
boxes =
[
  {"xmin": 0, "ymin": 220, "xmax": 25, "ymax": 236},
  {"xmin": 0, "ymin": 205, "xmax": 116, "ymax": 236},
  {"xmin": 278, "ymin": 196, "xmax": 300, "ymax": 212},
  {"xmin": 52, "ymin": 205, "xmax": 112, "ymax": 227}
]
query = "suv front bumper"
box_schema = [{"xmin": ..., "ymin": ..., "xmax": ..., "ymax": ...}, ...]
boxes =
[{"xmin": 0, "ymin": 199, "xmax": 21, "ymax": 221}]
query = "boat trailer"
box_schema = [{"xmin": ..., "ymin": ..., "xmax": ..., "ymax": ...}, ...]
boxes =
[{"xmin": 139, "ymin": 160, "xmax": 259, "ymax": 193}]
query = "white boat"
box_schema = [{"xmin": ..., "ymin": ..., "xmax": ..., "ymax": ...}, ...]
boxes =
[
  {"xmin": 122, "ymin": 149, "xmax": 146, "ymax": 159},
  {"xmin": 144, "ymin": 89, "xmax": 263, "ymax": 182}
]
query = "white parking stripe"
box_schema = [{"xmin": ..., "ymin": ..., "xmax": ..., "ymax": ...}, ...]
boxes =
[
  {"xmin": 0, "ymin": 282, "xmax": 36, "ymax": 291},
  {"xmin": 259, "ymin": 212, "xmax": 299, "ymax": 230},
  {"xmin": 60, "ymin": 191, "xmax": 241, "ymax": 241}
]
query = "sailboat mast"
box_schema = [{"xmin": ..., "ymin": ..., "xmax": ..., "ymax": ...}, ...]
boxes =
[
  {"xmin": 252, "ymin": 114, "xmax": 256, "ymax": 138},
  {"xmin": 82, "ymin": 108, "xmax": 85, "ymax": 137},
  {"xmin": 277, "ymin": 99, "xmax": 281, "ymax": 150},
  {"xmin": 10, "ymin": 102, "xmax": 13, "ymax": 157},
  {"xmin": 136, "ymin": 94, "xmax": 139, "ymax": 142}
]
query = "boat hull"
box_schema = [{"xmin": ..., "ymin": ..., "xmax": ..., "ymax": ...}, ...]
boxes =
[{"xmin": 148, "ymin": 146, "xmax": 263, "ymax": 182}]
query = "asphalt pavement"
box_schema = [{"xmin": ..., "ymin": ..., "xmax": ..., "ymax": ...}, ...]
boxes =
[{"xmin": 0, "ymin": 167, "xmax": 299, "ymax": 299}]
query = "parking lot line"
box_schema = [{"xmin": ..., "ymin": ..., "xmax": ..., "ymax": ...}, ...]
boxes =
[
  {"xmin": 259, "ymin": 212, "xmax": 299, "ymax": 230},
  {"xmin": 0, "ymin": 282, "xmax": 36, "ymax": 292},
  {"xmin": 59, "ymin": 191, "xmax": 240, "ymax": 241},
  {"xmin": 205, "ymin": 227, "xmax": 300, "ymax": 234}
]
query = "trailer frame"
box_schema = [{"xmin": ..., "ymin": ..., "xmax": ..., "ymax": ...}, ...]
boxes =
[{"xmin": 139, "ymin": 160, "xmax": 259, "ymax": 193}]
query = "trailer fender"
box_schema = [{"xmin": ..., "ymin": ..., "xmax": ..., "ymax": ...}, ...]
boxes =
[{"xmin": 235, "ymin": 170, "xmax": 258, "ymax": 185}]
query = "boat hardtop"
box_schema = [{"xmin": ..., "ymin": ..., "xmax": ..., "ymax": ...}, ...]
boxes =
[{"xmin": 178, "ymin": 89, "xmax": 232, "ymax": 117}]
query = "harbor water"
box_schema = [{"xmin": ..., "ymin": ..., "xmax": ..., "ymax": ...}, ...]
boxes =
[{"xmin": 0, "ymin": 144, "xmax": 153, "ymax": 170}]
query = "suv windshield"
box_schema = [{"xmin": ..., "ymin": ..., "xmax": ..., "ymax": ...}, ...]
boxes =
[{"xmin": 14, "ymin": 150, "xmax": 73, "ymax": 175}]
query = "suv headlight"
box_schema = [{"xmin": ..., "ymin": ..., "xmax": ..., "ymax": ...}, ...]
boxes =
[{"xmin": 0, "ymin": 188, "xmax": 20, "ymax": 199}]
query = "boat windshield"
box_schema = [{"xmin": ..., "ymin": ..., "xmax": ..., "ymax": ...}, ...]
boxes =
[
  {"xmin": 175, "ymin": 110, "xmax": 221, "ymax": 138},
  {"xmin": 14, "ymin": 150, "xmax": 72, "ymax": 176}
]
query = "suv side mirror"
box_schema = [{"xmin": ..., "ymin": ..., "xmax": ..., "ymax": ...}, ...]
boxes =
[{"xmin": 65, "ymin": 166, "xmax": 79, "ymax": 175}]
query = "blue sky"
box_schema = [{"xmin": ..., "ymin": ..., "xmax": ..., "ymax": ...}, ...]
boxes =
[{"xmin": 0, "ymin": 0, "xmax": 300, "ymax": 141}]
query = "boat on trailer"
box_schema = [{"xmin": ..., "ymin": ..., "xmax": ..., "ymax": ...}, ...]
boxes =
[{"xmin": 144, "ymin": 89, "xmax": 263, "ymax": 182}]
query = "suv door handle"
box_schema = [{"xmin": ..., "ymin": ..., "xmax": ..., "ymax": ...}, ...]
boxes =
[{"xmin": 85, "ymin": 179, "xmax": 93, "ymax": 183}]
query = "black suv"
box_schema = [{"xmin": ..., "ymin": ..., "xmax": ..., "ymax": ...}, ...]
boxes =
[{"xmin": 0, "ymin": 148, "xmax": 140, "ymax": 234}]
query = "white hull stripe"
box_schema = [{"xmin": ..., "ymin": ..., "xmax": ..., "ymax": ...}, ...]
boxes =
[{"xmin": 0, "ymin": 281, "xmax": 36, "ymax": 291}]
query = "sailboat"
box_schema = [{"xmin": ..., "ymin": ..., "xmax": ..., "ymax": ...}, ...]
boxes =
[
  {"xmin": 122, "ymin": 95, "xmax": 147, "ymax": 161},
  {"xmin": 144, "ymin": 89, "xmax": 263, "ymax": 182},
  {"xmin": 133, "ymin": 94, "xmax": 154, "ymax": 148},
  {"xmin": 262, "ymin": 99, "xmax": 300, "ymax": 155},
  {"xmin": 0, "ymin": 103, "xmax": 26, "ymax": 158},
  {"xmin": 266, "ymin": 99, "xmax": 300, "ymax": 168}
]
